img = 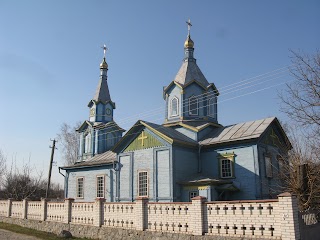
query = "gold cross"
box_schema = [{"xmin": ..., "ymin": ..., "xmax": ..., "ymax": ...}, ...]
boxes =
[{"xmin": 138, "ymin": 131, "xmax": 148, "ymax": 146}]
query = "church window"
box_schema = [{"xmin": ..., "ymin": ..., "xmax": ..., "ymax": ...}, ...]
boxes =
[
  {"xmin": 219, "ymin": 153, "xmax": 235, "ymax": 178},
  {"xmin": 265, "ymin": 155, "xmax": 273, "ymax": 178},
  {"xmin": 96, "ymin": 175, "xmax": 105, "ymax": 198},
  {"xmin": 208, "ymin": 98, "xmax": 215, "ymax": 117},
  {"xmin": 171, "ymin": 97, "xmax": 179, "ymax": 117},
  {"xmin": 189, "ymin": 96, "xmax": 198, "ymax": 115},
  {"xmin": 76, "ymin": 177, "xmax": 84, "ymax": 198},
  {"xmin": 189, "ymin": 190, "xmax": 199, "ymax": 201},
  {"xmin": 138, "ymin": 171, "xmax": 148, "ymax": 197},
  {"xmin": 84, "ymin": 132, "xmax": 92, "ymax": 153}
]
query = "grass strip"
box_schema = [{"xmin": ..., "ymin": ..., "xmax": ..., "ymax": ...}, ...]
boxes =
[{"xmin": 0, "ymin": 222, "xmax": 95, "ymax": 240}]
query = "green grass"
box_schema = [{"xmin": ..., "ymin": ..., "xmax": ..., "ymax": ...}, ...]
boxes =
[{"xmin": 0, "ymin": 222, "xmax": 96, "ymax": 240}]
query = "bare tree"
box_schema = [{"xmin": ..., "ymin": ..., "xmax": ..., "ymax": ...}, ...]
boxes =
[
  {"xmin": 2, "ymin": 161, "xmax": 45, "ymax": 200},
  {"xmin": 56, "ymin": 122, "xmax": 80, "ymax": 166},
  {"xmin": 0, "ymin": 149, "xmax": 6, "ymax": 183},
  {"xmin": 279, "ymin": 50, "xmax": 320, "ymax": 156},
  {"xmin": 278, "ymin": 126, "xmax": 320, "ymax": 211}
]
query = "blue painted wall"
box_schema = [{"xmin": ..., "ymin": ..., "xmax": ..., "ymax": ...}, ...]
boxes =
[
  {"xmin": 201, "ymin": 143, "xmax": 259, "ymax": 200},
  {"xmin": 66, "ymin": 165, "xmax": 115, "ymax": 202}
]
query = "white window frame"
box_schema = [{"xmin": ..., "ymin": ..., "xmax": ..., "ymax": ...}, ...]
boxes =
[
  {"xmin": 218, "ymin": 153, "xmax": 235, "ymax": 179},
  {"xmin": 96, "ymin": 175, "xmax": 105, "ymax": 198},
  {"xmin": 84, "ymin": 132, "xmax": 92, "ymax": 153},
  {"xmin": 189, "ymin": 95, "xmax": 198, "ymax": 115},
  {"xmin": 138, "ymin": 171, "xmax": 148, "ymax": 197},
  {"xmin": 170, "ymin": 97, "xmax": 179, "ymax": 117},
  {"xmin": 76, "ymin": 177, "xmax": 84, "ymax": 199}
]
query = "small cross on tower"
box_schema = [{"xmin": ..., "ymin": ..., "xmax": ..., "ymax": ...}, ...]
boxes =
[
  {"xmin": 101, "ymin": 44, "xmax": 108, "ymax": 58},
  {"xmin": 186, "ymin": 19, "xmax": 192, "ymax": 35}
]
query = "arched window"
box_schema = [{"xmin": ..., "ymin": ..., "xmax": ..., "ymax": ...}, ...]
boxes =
[
  {"xmin": 208, "ymin": 98, "xmax": 215, "ymax": 117},
  {"xmin": 189, "ymin": 96, "xmax": 198, "ymax": 115},
  {"xmin": 84, "ymin": 132, "xmax": 91, "ymax": 153},
  {"xmin": 171, "ymin": 97, "xmax": 179, "ymax": 117}
]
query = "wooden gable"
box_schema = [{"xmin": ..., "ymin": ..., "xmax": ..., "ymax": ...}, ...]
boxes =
[
  {"xmin": 262, "ymin": 126, "xmax": 288, "ymax": 150},
  {"xmin": 124, "ymin": 130, "xmax": 164, "ymax": 152}
]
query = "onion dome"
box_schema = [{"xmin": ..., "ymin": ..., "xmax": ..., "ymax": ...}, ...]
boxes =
[
  {"xmin": 184, "ymin": 34, "xmax": 194, "ymax": 48},
  {"xmin": 100, "ymin": 57, "xmax": 108, "ymax": 69}
]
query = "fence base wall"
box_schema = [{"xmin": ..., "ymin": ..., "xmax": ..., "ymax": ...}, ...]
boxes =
[{"xmin": 0, "ymin": 216, "xmax": 276, "ymax": 240}]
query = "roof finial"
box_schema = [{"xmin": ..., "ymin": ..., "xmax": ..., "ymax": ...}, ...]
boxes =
[
  {"xmin": 186, "ymin": 19, "xmax": 192, "ymax": 36},
  {"xmin": 184, "ymin": 19, "xmax": 194, "ymax": 48},
  {"xmin": 101, "ymin": 44, "xmax": 108, "ymax": 58},
  {"xmin": 100, "ymin": 44, "xmax": 108, "ymax": 69}
]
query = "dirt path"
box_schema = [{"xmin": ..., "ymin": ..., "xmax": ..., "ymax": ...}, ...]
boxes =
[{"xmin": 0, "ymin": 229, "xmax": 41, "ymax": 240}]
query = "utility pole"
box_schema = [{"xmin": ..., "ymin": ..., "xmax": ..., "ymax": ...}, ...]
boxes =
[{"xmin": 46, "ymin": 139, "xmax": 57, "ymax": 198}]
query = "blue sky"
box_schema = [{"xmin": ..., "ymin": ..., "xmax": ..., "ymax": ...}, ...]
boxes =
[{"xmin": 0, "ymin": 1, "xmax": 319, "ymax": 185}]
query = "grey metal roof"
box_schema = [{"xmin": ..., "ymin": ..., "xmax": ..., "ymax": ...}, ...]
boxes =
[
  {"xmin": 200, "ymin": 117, "xmax": 276, "ymax": 146},
  {"xmin": 61, "ymin": 151, "xmax": 116, "ymax": 169},
  {"xmin": 93, "ymin": 121, "xmax": 125, "ymax": 132},
  {"xmin": 93, "ymin": 76, "xmax": 112, "ymax": 103},
  {"xmin": 174, "ymin": 60, "xmax": 210, "ymax": 88},
  {"xmin": 141, "ymin": 121, "xmax": 198, "ymax": 146}
]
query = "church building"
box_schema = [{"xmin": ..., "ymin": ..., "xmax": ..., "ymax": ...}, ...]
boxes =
[{"xmin": 60, "ymin": 22, "xmax": 291, "ymax": 202}]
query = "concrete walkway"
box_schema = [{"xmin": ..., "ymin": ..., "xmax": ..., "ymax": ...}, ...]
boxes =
[{"xmin": 0, "ymin": 229, "xmax": 41, "ymax": 240}]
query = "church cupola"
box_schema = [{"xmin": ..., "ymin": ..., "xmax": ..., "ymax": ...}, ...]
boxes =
[
  {"xmin": 184, "ymin": 19, "xmax": 195, "ymax": 61},
  {"xmin": 88, "ymin": 44, "xmax": 115, "ymax": 123},
  {"xmin": 76, "ymin": 45, "xmax": 125, "ymax": 161},
  {"xmin": 163, "ymin": 20, "xmax": 220, "ymax": 124}
]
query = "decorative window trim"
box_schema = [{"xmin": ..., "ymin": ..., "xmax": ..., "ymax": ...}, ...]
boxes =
[
  {"xmin": 76, "ymin": 177, "xmax": 84, "ymax": 199},
  {"xmin": 96, "ymin": 175, "xmax": 105, "ymax": 198},
  {"xmin": 137, "ymin": 170, "xmax": 149, "ymax": 197},
  {"xmin": 170, "ymin": 97, "xmax": 179, "ymax": 117},
  {"xmin": 218, "ymin": 152, "xmax": 235, "ymax": 179},
  {"xmin": 189, "ymin": 95, "xmax": 199, "ymax": 115},
  {"xmin": 84, "ymin": 131, "xmax": 92, "ymax": 154}
]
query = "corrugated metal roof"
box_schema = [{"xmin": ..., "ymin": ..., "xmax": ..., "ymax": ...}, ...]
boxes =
[
  {"xmin": 61, "ymin": 151, "xmax": 116, "ymax": 169},
  {"xmin": 200, "ymin": 117, "xmax": 276, "ymax": 146}
]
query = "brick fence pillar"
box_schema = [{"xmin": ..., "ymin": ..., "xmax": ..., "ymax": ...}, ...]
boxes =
[
  {"xmin": 190, "ymin": 196, "xmax": 207, "ymax": 235},
  {"xmin": 40, "ymin": 198, "xmax": 47, "ymax": 221},
  {"xmin": 135, "ymin": 197, "xmax": 148, "ymax": 231},
  {"xmin": 278, "ymin": 192, "xmax": 301, "ymax": 240},
  {"xmin": 22, "ymin": 198, "xmax": 29, "ymax": 219},
  {"xmin": 94, "ymin": 198, "xmax": 105, "ymax": 227},
  {"xmin": 6, "ymin": 198, "xmax": 12, "ymax": 217},
  {"xmin": 64, "ymin": 198, "xmax": 74, "ymax": 223}
]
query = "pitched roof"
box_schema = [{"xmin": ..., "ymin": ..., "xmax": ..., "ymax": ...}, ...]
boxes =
[
  {"xmin": 141, "ymin": 121, "xmax": 198, "ymax": 146},
  {"xmin": 60, "ymin": 150, "xmax": 116, "ymax": 169},
  {"xmin": 200, "ymin": 117, "xmax": 285, "ymax": 146},
  {"xmin": 76, "ymin": 120, "xmax": 125, "ymax": 132},
  {"xmin": 93, "ymin": 121, "xmax": 125, "ymax": 132},
  {"xmin": 174, "ymin": 60, "xmax": 210, "ymax": 88},
  {"xmin": 163, "ymin": 120, "xmax": 222, "ymax": 132},
  {"xmin": 93, "ymin": 76, "xmax": 112, "ymax": 103}
]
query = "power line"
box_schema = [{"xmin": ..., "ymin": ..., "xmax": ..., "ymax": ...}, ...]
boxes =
[{"xmin": 73, "ymin": 78, "xmax": 292, "ymax": 147}]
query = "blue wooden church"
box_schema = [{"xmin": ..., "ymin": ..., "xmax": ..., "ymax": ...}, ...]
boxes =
[{"xmin": 60, "ymin": 24, "xmax": 291, "ymax": 202}]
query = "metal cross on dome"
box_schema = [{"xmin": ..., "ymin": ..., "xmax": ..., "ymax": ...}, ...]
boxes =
[
  {"xmin": 186, "ymin": 19, "xmax": 192, "ymax": 35},
  {"xmin": 101, "ymin": 44, "xmax": 108, "ymax": 58}
]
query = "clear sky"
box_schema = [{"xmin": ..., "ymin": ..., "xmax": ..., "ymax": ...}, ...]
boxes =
[{"xmin": 0, "ymin": 1, "xmax": 319, "ymax": 186}]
